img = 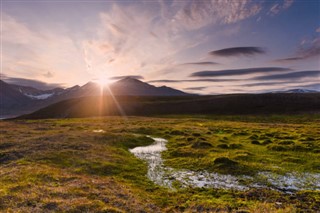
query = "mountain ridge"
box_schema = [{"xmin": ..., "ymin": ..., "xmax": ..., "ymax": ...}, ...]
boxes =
[{"xmin": 0, "ymin": 77, "xmax": 190, "ymax": 117}]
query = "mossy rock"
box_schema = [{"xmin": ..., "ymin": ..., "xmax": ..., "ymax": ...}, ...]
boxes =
[
  {"xmin": 251, "ymin": 140, "xmax": 261, "ymax": 145},
  {"xmin": 267, "ymin": 145, "xmax": 289, "ymax": 151},
  {"xmin": 305, "ymin": 137, "xmax": 315, "ymax": 141},
  {"xmin": 171, "ymin": 130, "xmax": 185, "ymax": 135},
  {"xmin": 229, "ymin": 143, "xmax": 243, "ymax": 149},
  {"xmin": 281, "ymin": 135, "xmax": 295, "ymax": 139},
  {"xmin": 292, "ymin": 145, "xmax": 309, "ymax": 151},
  {"xmin": 265, "ymin": 133, "xmax": 276, "ymax": 137},
  {"xmin": 214, "ymin": 157, "xmax": 238, "ymax": 166},
  {"xmin": 262, "ymin": 139, "xmax": 272, "ymax": 145},
  {"xmin": 191, "ymin": 141, "xmax": 213, "ymax": 149},
  {"xmin": 217, "ymin": 144, "xmax": 229, "ymax": 149},
  {"xmin": 234, "ymin": 153, "xmax": 252, "ymax": 160},
  {"xmin": 249, "ymin": 134, "xmax": 258, "ymax": 140},
  {"xmin": 233, "ymin": 132, "xmax": 249, "ymax": 136},
  {"xmin": 279, "ymin": 140, "xmax": 295, "ymax": 145},
  {"xmin": 187, "ymin": 137, "xmax": 194, "ymax": 142}
]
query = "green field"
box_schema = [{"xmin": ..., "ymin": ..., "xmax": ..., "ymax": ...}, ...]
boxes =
[{"xmin": 1, "ymin": 115, "xmax": 319, "ymax": 212}]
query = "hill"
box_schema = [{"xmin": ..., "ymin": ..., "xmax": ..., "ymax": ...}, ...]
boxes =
[{"xmin": 17, "ymin": 93, "xmax": 320, "ymax": 119}]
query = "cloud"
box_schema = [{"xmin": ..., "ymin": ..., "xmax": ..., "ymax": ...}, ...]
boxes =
[
  {"xmin": 2, "ymin": 13, "xmax": 88, "ymax": 86},
  {"xmin": 243, "ymin": 81, "xmax": 293, "ymax": 87},
  {"xmin": 109, "ymin": 75, "xmax": 144, "ymax": 80},
  {"xmin": 190, "ymin": 67, "xmax": 291, "ymax": 77},
  {"xmin": 1, "ymin": 75, "xmax": 64, "ymax": 90},
  {"xmin": 181, "ymin": 61, "xmax": 220, "ymax": 66},
  {"xmin": 269, "ymin": 0, "xmax": 294, "ymax": 15},
  {"xmin": 275, "ymin": 38, "xmax": 320, "ymax": 62},
  {"xmin": 296, "ymin": 39, "xmax": 320, "ymax": 59},
  {"xmin": 242, "ymin": 81, "xmax": 320, "ymax": 92},
  {"xmin": 172, "ymin": 0, "xmax": 262, "ymax": 30},
  {"xmin": 184, "ymin": 86, "xmax": 207, "ymax": 91},
  {"xmin": 148, "ymin": 80, "xmax": 181, "ymax": 83},
  {"xmin": 148, "ymin": 79, "xmax": 237, "ymax": 83},
  {"xmin": 252, "ymin": 70, "xmax": 320, "ymax": 80},
  {"xmin": 84, "ymin": 0, "xmax": 265, "ymax": 80},
  {"xmin": 298, "ymin": 83, "xmax": 320, "ymax": 90},
  {"xmin": 209, "ymin": 47, "xmax": 266, "ymax": 57},
  {"xmin": 275, "ymin": 57, "xmax": 304, "ymax": 62},
  {"xmin": 43, "ymin": 71, "xmax": 54, "ymax": 78}
]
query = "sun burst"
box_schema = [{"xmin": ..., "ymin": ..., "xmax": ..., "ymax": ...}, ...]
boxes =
[{"xmin": 95, "ymin": 76, "xmax": 111, "ymax": 88}]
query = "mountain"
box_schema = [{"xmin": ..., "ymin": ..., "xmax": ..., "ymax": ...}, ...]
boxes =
[
  {"xmin": 279, "ymin": 89, "xmax": 319, "ymax": 93},
  {"xmin": 109, "ymin": 77, "xmax": 189, "ymax": 96},
  {"xmin": 17, "ymin": 93, "xmax": 320, "ymax": 119},
  {"xmin": 0, "ymin": 80, "xmax": 32, "ymax": 117},
  {"xmin": 0, "ymin": 77, "xmax": 189, "ymax": 118},
  {"xmin": 10, "ymin": 84, "xmax": 64, "ymax": 100}
]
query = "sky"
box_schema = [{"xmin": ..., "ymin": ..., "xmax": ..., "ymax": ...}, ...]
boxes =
[{"xmin": 1, "ymin": 0, "xmax": 319, "ymax": 93}]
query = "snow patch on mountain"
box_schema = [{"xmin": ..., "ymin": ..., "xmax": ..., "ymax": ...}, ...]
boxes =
[{"xmin": 25, "ymin": 93, "xmax": 55, "ymax": 100}]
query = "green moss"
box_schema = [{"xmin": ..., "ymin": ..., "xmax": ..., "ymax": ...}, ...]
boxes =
[{"xmin": 0, "ymin": 115, "xmax": 319, "ymax": 212}]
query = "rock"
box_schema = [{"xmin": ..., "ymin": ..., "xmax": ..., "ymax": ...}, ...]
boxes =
[
  {"xmin": 191, "ymin": 142, "xmax": 213, "ymax": 148},
  {"xmin": 214, "ymin": 157, "xmax": 238, "ymax": 166}
]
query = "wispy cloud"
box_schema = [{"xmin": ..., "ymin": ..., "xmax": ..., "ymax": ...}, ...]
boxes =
[
  {"xmin": 83, "ymin": 0, "xmax": 265, "ymax": 80},
  {"xmin": 148, "ymin": 80, "xmax": 182, "ymax": 83},
  {"xmin": 148, "ymin": 79, "xmax": 237, "ymax": 83},
  {"xmin": 275, "ymin": 38, "xmax": 320, "ymax": 62},
  {"xmin": 184, "ymin": 86, "xmax": 207, "ymax": 91},
  {"xmin": 1, "ymin": 75, "xmax": 63, "ymax": 90},
  {"xmin": 2, "ymin": 13, "xmax": 87, "ymax": 86},
  {"xmin": 190, "ymin": 67, "xmax": 291, "ymax": 77},
  {"xmin": 268, "ymin": 0, "xmax": 294, "ymax": 15},
  {"xmin": 242, "ymin": 81, "xmax": 320, "ymax": 91},
  {"xmin": 242, "ymin": 81, "xmax": 298, "ymax": 87},
  {"xmin": 209, "ymin": 47, "xmax": 266, "ymax": 57},
  {"xmin": 252, "ymin": 70, "xmax": 320, "ymax": 80},
  {"xmin": 171, "ymin": 0, "xmax": 262, "ymax": 30},
  {"xmin": 298, "ymin": 83, "xmax": 320, "ymax": 90},
  {"xmin": 43, "ymin": 71, "xmax": 54, "ymax": 78}
]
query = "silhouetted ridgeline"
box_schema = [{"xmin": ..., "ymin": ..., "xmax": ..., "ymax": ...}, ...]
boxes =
[{"xmin": 16, "ymin": 93, "xmax": 320, "ymax": 119}]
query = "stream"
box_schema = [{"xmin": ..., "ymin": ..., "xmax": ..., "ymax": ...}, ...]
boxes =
[{"xmin": 129, "ymin": 136, "xmax": 320, "ymax": 192}]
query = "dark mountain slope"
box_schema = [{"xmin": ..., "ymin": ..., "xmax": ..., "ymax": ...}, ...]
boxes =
[
  {"xmin": 0, "ymin": 80, "xmax": 33, "ymax": 116},
  {"xmin": 18, "ymin": 93, "xmax": 320, "ymax": 119},
  {"xmin": 109, "ymin": 77, "xmax": 189, "ymax": 96}
]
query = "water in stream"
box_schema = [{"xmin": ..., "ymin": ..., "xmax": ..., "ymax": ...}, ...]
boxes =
[{"xmin": 129, "ymin": 136, "xmax": 320, "ymax": 192}]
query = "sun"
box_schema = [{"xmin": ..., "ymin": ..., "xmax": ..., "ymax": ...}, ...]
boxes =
[{"xmin": 95, "ymin": 76, "xmax": 111, "ymax": 88}]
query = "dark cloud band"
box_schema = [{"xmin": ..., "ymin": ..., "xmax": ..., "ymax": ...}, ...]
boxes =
[
  {"xmin": 190, "ymin": 67, "xmax": 291, "ymax": 77},
  {"xmin": 209, "ymin": 46, "xmax": 265, "ymax": 57},
  {"xmin": 1, "ymin": 75, "xmax": 63, "ymax": 90},
  {"xmin": 148, "ymin": 79, "xmax": 237, "ymax": 83},
  {"xmin": 109, "ymin": 75, "xmax": 144, "ymax": 80},
  {"xmin": 184, "ymin": 87, "xmax": 207, "ymax": 91},
  {"xmin": 252, "ymin": 70, "xmax": 320, "ymax": 80},
  {"xmin": 181, "ymin": 62, "xmax": 220, "ymax": 66}
]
